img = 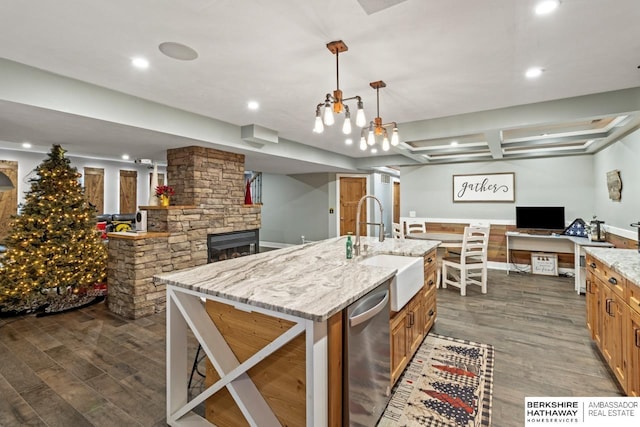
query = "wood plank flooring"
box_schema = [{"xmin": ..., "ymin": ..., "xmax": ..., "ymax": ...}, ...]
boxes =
[{"xmin": 0, "ymin": 270, "xmax": 621, "ymax": 427}]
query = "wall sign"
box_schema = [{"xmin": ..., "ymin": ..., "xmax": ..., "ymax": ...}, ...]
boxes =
[{"xmin": 452, "ymin": 172, "xmax": 515, "ymax": 203}]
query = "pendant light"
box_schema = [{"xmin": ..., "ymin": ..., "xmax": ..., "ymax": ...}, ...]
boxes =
[
  {"xmin": 313, "ymin": 40, "xmax": 366, "ymax": 135},
  {"xmin": 359, "ymin": 81, "xmax": 400, "ymax": 152}
]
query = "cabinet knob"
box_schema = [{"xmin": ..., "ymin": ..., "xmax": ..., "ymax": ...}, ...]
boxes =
[
  {"xmin": 427, "ymin": 257, "xmax": 433, "ymax": 264},
  {"xmin": 428, "ymin": 279, "xmax": 434, "ymax": 287},
  {"xmin": 608, "ymin": 277, "xmax": 617, "ymax": 285},
  {"xmin": 590, "ymin": 262, "xmax": 597, "ymax": 269},
  {"xmin": 429, "ymin": 309, "xmax": 435, "ymax": 317}
]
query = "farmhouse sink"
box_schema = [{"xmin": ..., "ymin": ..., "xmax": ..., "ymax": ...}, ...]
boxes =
[{"xmin": 359, "ymin": 254, "xmax": 424, "ymax": 311}]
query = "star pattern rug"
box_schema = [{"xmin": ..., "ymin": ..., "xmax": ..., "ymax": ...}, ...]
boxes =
[{"xmin": 378, "ymin": 334, "xmax": 494, "ymax": 427}]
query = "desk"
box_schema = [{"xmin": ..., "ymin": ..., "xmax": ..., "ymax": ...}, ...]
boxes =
[
  {"xmin": 505, "ymin": 232, "xmax": 614, "ymax": 294},
  {"xmin": 406, "ymin": 232, "xmax": 463, "ymax": 248}
]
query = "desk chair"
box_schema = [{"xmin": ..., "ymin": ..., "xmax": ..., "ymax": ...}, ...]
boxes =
[
  {"xmin": 441, "ymin": 226, "xmax": 490, "ymax": 296},
  {"xmin": 392, "ymin": 222, "xmax": 404, "ymax": 240},
  {"xmin": 404, "ymin": 219, "xmax": 426, "ymax": 235}
]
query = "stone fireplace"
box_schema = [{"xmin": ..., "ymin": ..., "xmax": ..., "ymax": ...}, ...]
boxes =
[{"xmin": 106, "ymin": 146, "xmax": 261, "ymax": 318}]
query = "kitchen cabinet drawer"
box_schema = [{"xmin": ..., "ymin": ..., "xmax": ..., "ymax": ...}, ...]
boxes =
[
  {"xmin": 628, "ymin": 284, "xmax": 640, "ymax": 316},
  {"xmin": 587, "ymin": 256, "xmax": 626, "ymax": 299}
]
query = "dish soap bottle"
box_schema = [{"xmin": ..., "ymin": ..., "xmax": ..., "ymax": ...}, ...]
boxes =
[{"xmin": 346, "ymin": 233, "xmax": 353, "ymax": 259}]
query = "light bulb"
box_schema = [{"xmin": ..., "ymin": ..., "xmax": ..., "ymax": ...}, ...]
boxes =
[
  {"xmin": 355, "ymin": 103, "xmax": 366, "ymax": 127},
  {"xmin": 367, "ymin": 130, "xmax": 375, "ymax": 146},
  {"xmin": 323, "ymin": 103, "xmax": 334, "ymax": 126},
  {"xmin": 313, "ymin": 116, "xmax": 324, "ymax": 133},
  {"xmin": 391, "ymin": 128, "xmax": 399, "ymax": 146},
  {"xmin": 382, "ymin": 136, "xmax": 390, "ymax": 151},
  {"xmin": 342, "ymin": 116, "xmax": 352, "ymax": 135},
  {"xmin": 535, "ymin": 0, "xmax": 559, "ymax": 15},
  {"xmin": 359, "ymin": 137, "xmax": 367, "ymax": 151}
]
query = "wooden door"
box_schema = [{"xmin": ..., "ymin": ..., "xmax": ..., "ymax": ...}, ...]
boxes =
[
  {"xmin": 628, "ymin": 308, "xmax": 640, "ymax": 396},
  {"xmin": 84, "ymin": 167, "xmax": 104, "ymax": 215},
  {"xmin": 149, "ymin": 172, "xmax": 166, "ymax": 188},
  {"xmin": 119, "ymin": 170, "xmax": 137, "ymax": 214},
  {"xmin": 339, "ymin": 177, "xmax": 366, "ymax": 236},
  {"xmin": 0, "ymin": 161, "xmax": 18, "ymax": 241},
  {"xmin": 393, "ymin": 181, "xmax": 400, "ymax": 224}
]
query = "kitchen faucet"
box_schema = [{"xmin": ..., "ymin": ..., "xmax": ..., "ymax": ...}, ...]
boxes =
[{"xmin": 354, "ymin": 195, "xmax": 385, "ymax": 256}]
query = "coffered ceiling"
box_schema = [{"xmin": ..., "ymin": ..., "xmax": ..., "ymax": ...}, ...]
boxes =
[{"xmin": 0, "ymin": 0, "xmax": 639, "ymax": 173}]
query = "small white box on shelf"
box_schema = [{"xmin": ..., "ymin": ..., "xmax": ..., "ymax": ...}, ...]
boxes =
[{"xmin": 531, "ymin": 252, "xmax": 558, "ymax": 276}]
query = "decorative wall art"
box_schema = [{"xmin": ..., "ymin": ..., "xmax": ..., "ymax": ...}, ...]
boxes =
[
  {"xmin": 452, "ymin": 172, "xmax": 515, "ymax": 202},
  {"xmin": 606, "ymin": 169, "xmax": 622, "ymax": 201}
]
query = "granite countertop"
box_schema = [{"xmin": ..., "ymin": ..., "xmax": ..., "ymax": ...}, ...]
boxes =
[
  {"xmin": 154, "ymin": 236, "xmax": 440, "ymax": 322},
  {"xmin": 583, "ymin": 247, "xmax": 640, "ymax": 286}
]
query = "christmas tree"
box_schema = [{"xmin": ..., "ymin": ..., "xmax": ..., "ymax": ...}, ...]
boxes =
[{"xmin": 0, "ymin": 144, "xmax": 107, "ymax": 314}]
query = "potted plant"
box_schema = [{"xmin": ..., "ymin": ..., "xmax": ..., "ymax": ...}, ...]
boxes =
[{"xmin": 155, "ymin": 185, "xmax": 175, "ymax": 207}]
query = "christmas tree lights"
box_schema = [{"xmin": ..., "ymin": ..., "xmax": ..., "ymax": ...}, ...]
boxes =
[{"xmin": 0, "ymin": 145, "xmax": 107, "ymax": 314}]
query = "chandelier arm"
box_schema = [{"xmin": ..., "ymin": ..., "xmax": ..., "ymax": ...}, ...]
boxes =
[{"xmin": 341, "ymin": 95, "xmax": 361, "ymax": 102}]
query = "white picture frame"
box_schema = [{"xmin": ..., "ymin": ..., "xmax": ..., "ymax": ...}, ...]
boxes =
[{"xmin": 452, "ymin": 172, "xmax": 515, "ymax": 203}]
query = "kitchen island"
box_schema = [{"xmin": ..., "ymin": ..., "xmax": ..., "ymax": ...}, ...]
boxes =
[{"xmin": 155, "ymin": 236, "xmax": 440, "ymax": 427}]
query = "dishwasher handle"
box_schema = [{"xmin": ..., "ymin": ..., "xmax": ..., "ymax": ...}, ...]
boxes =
[{"xmin": 349, "ymin": 290, "xmax": 389, "ymax": 327}]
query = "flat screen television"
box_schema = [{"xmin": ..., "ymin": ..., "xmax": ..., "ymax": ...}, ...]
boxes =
[{"xmin": 515, "ymin": 206, "xmax": 565, "ymax": 230}]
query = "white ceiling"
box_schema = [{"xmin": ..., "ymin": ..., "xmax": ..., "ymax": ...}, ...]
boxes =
[{"xmin": 0, "ymin": 0, "xmax": 639, "ymax": 173}]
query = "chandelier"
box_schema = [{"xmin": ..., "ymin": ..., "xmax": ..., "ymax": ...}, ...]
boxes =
[
  {"xmin": 313, "ymin": 40, "xmax": 366, "ymax": 135},
  {"xmin": 360, "ymin": 81, "xmax": 399, "ymax": 152}
]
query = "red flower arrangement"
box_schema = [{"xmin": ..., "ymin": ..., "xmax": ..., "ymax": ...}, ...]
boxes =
[{"xmin": 155, "ymin": 185, "xmax": 175, "ymax": 197}]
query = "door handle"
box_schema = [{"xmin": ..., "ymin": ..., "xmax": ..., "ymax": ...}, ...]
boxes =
[
  {"xmin": 349, "ymin": 290, "xmax": 389, "ymax": 327},
  {"xmin": 635, "ymin": 328, "xmax": 640, "ymax": 349},
  {"xmin": 586, "ymin": 279, "xmax": 591, "ymax": 293},
  {"xmin": 605, "ymin": 299, "xmax": 612, "ymax": 316}
]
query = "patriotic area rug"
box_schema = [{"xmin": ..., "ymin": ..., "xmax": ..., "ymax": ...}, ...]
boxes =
[{"xmin": 378, "ymin": 334, "xmax": 494, "ymax": 427}]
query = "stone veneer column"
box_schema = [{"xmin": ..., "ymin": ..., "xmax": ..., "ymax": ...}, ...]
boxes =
[
  {"xmin": 166, "ymin": 146, "xmax": 261, "ymax": 233},
  {"xmin": 106, "ymin": 146, "xmax": 261, "ymax": 319}
]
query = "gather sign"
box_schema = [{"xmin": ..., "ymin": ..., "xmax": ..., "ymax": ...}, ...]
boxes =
[{"xmin": 452, "ymin": 172, "xmax": 515, "ymax": 202}]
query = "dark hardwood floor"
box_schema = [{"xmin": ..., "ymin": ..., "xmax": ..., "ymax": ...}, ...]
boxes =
[{"xmin": 0, "ymin": 270, "xmax": 621, "ymax": 427}]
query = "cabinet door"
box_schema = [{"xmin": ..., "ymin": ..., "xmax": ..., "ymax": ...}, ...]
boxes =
[
  {"xmin": 586, "ymin": 275, "xmax": 601, "ymax": 347},
  {"xmin": 407, "ymin": 298, "xmax": 424, "ymax": 355},
  {"xmin": 628, "ymin": 308, "xmax": 640, "ymax": 397},
  {"xmin": 610, "ymin": 294, "xmax": 627, "ymax": 389},
  {"xmin": 600, "ymin": 282, "xmax": 614, "ymax": 365},
  {"xmin": 390, "ymin": 313, "xmax": 409, "ymax": 385}
]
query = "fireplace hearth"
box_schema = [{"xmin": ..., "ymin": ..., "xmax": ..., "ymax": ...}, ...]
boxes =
[{"xmin": 208, "ymin": 229, "xmax": 259, "ymax": 263}]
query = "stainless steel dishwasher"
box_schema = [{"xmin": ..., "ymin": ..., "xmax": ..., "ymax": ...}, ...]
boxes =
[{"xmin": 343, "ymin": 280, "xmax": 391, "ymax": 426}]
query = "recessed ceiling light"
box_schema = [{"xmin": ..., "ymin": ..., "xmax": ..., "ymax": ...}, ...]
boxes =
[
  {"xmin": 535, "ymin": 0, "xmax": 559, "ymax": 15},
  {"xmin": 122, "ymin": 154, "xmax": 130, "ymax": 160},
  {"xmin": 371, "ymin": 148, "xmax": 378, "ymax": 154},
  {"xmin": 247, "ymin": 101, "xmax": 259, "ymax": 110},
  {"xmin": 450, "ymin": 140, "xmax": 458, "ymax": 146},
  {"xmin": 131, "ymin": 57, "xmax": 149, "ymax": 69},
  {"xmin": 158, "ymin": 42, "xmax": 198, "ymax": 61},
  {"xmin": 345, "ymin": 138, "xmax": 353, "ymax": 145},
  {"xmin": 525, "ymin": 67, "xmax": 544, "ymax": 78},
  {"xmin": 22, "ymin": 142, "xmax": 32, "ymax": 148}
]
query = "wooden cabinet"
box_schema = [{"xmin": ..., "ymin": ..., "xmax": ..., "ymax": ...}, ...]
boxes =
[
  {"xmin": 585, "ymin": 276, "xmax": 601, "ymax": 347},
  {"xmin": 627, "ymin": 307, "xmax": 640, "ymax": 396},
  {"xmin": 585, "ymin": 254, "xmax": 638, "ymax": 395},
  {"xmin": 389, "ymin": 249, "xmax": 438, "ymax": 385}
]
